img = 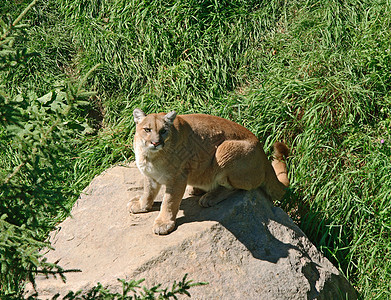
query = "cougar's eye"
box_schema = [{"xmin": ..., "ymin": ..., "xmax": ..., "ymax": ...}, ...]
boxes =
[{"xmin": 144, "ymin": 128, "xmax": 151, "ymax": 133}]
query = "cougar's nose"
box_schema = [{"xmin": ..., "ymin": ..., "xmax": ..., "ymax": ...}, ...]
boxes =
[{"xmin": 151, "ymin": 141, "xmax": 161, "ymax": 147}]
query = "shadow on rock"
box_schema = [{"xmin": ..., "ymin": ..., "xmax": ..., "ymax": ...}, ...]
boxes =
[{"xmin": 176, "ymin": 189, "xmax": 302, "ymax": 263}]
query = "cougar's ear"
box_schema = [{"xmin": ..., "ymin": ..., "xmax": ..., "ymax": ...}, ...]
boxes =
[
  {"xmin": 133, "ymin": 108, "xmax": 146, "ymax": 124},
  {"xmin": 164, "ymin": 111, "xmax": 177, "ymax": 125}
]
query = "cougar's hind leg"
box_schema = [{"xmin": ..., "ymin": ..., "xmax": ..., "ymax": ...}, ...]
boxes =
[
  {"xmin": 214, "ymin": 139, "xmax": 287, "ymax": 201},
  {"xmin": 198, "ymin": 139, "xmax": 263, "ymax": 208},
  {"xmin": 188, "ymin": 186, "xmax": 206, "ymax": 196},
  {"xmin": 215, "ymin": 139, "xmax": 267, "ymax": 189},
  {"xmin": 198, "ymin": 186, "xmax": 237, "ymax": 207}
]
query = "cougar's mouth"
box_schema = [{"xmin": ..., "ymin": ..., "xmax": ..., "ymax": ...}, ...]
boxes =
[{"xmin": 148, "ymin": 141, "xmax": 164, "ymax": 151}]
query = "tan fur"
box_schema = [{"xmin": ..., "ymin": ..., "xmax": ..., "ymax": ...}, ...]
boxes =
[
  {"xmin": 272, "ymin": 142, "xmax": 290, "ymax": 187},
  {"xmin": 129, "ymin": 109, "xmax": 290, "ymax": 235}
]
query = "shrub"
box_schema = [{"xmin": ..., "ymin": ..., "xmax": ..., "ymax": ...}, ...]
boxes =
[{"xmin": 0, "ymin": 1, "xmax": 96, "ymax": 296}]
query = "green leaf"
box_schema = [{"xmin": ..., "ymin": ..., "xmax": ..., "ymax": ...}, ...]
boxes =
[{"xmin": 37, "ymin": 92, "xmax": 54, "ymax": 104}]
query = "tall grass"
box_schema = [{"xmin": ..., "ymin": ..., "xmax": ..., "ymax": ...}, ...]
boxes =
[{"xmin": 1, "ymin": 0, "xmax": 390, "ymax": 298}]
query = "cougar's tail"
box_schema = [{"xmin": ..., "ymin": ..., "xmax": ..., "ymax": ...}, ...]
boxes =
[
  {"xmin": 271, "ymin": 142, "xmax": 289, "ymax": 187},
  {"xmin": 261, "ymin": 142, "xmax": 290, "ymax": 201}
]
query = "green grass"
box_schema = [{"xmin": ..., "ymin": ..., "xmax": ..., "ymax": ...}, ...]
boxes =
[{"xmin": 1, "ymin": 0, "xmax": 391, "ymax": 298}]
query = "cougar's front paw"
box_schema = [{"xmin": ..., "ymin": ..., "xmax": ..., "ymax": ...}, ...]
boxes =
[
  {"xmin": 153, "ymin": 218, "xmax": 175, "ymax": 235},
  {"xmin": 127, "ymin": 197, "xmax": 150, "ymax": 214}
]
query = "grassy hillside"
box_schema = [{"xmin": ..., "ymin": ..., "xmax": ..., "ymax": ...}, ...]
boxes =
[{"xmin": 1, "ymin": 0, "xmax": 390, "ymax": 298}]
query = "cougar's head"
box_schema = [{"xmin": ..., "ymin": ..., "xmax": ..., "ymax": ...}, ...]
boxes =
[{"xmin": 133, "ymin": 108, "xmax": 177, "ymax": 152}]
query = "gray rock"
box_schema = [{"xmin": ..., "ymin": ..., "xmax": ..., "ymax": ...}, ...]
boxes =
[{"xmin": 29, "ymin": 164, "xmax": 357, "ymax": 299}]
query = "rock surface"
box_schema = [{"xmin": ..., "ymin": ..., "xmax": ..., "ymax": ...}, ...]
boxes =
[{"xmin": 30, "ymin": 163, "xmax": 357, "ymax": 299}]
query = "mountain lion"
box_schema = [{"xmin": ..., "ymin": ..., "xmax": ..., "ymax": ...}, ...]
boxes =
[{"xmin": 128, "ymin": 109, "xmax": 289, "ymax": 235}]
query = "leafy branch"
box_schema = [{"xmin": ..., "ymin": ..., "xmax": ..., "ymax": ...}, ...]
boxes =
[
  {"xmin": 3, "ymin": 73, "xmax": 100, "ymax": 185},
  {"xmin": 32, "ymin": 274, "xmax": 208, "ymax": 300},
  {"xmin": 0, "ymin": 1, "xmax": 100, "ymax": 296}
]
